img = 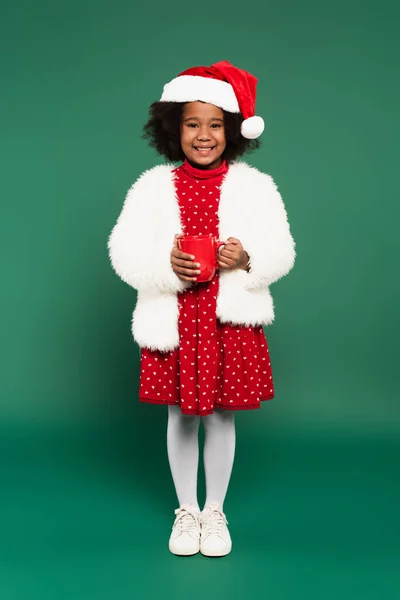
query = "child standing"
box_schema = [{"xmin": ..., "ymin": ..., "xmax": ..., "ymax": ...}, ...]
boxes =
[{"xmin": 108, "ymin": 60, "xmax": 296, "ymax": 557}]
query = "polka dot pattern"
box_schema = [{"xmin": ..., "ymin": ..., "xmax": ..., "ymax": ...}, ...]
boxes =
[{"xmin": 139, "ymin": 159, "xmax": 274, "ymax": 415}]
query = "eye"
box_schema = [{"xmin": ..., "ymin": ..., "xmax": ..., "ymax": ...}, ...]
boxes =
[
  {"xmin": 211, "ymin": 123, "xmax": 222, "ymax": 128},
  {"xmin": 187, "ymin": 123, "xmax": 198, "ymax": 128}
]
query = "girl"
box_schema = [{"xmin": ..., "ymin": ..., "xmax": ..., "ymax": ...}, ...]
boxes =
[{"xmin": 108, "ymin": 60, "xmax": 296, "ymax": 557}]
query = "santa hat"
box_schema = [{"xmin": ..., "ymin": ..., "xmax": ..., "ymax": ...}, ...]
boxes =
[{"xmin": 159, "ymin": 60, "xmax": 264, "ymax": 139}]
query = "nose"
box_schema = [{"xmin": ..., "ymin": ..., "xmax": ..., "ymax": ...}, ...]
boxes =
[{"xmin": 196, "ymin": 125, "xmax": 211, "ymax": 141}]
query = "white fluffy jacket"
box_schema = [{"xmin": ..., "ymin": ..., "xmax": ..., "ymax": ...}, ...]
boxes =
[{"xmin": 108, "ymin": 162, "xmax": 296, "ymax": 352}]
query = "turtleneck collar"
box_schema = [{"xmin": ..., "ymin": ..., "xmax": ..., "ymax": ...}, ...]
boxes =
[{"xmin": 180, "ymin": 157, "xmax": 229, "ymax": 180}]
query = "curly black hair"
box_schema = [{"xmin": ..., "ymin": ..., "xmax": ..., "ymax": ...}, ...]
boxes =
[{"xmin": 142, "ymin": 101, "xmax": 261, "ymax": 163}]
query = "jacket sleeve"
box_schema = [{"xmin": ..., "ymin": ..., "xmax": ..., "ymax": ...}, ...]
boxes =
[
  {"xmin": 244, "ymin": 174, "xmax": 296, "ymax": 290},
  {"xmin": 222, "ymin": 170, "xmax": 295, "ymax": 291},
  {"xmin": 107, "ymin": 168, "xmax": 192, "ymax": 295}
]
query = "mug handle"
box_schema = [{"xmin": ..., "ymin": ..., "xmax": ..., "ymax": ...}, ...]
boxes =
[{"xmin": 215, "ymin": 240, "xmax": 226, "ymax": 268}]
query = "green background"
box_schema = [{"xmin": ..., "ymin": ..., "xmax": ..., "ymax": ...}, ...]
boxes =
[{"xmin": 1, "ymin": 0, "xmax": 399, "ymax": 598}]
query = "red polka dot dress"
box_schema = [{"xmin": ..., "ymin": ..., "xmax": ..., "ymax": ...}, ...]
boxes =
[{"xmin": 139, "ymin": 158, "xmax": 275, "ymax": 415}]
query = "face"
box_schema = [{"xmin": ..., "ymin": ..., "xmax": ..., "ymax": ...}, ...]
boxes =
[{"xmin": 180, "ymin": 101, "xmax": 226, "ymax": 169}]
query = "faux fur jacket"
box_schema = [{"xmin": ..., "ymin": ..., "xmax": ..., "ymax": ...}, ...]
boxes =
[{"xmin": 108, "ymin": 162, "xmax": 296, "ymax": 352}]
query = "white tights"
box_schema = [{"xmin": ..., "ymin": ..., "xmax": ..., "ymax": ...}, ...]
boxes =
[{"xmin": 166, "ymin": 405, "xmax": 236, "ymax": 511}]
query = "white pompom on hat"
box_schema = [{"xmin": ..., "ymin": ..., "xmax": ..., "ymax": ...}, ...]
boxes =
[{"xmin": 160, "ymin": 60, "xmax": 264, "ymax": 139}]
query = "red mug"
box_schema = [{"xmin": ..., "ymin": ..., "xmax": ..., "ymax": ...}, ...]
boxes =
[{"xmin": 177, "ymin": 235, "xmax": 226, "ymax": 282}]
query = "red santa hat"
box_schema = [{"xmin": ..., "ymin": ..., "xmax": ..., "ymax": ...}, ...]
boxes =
[{"xmin": 159, "ymin": 60, "xmax": 264, "ymax": 140}]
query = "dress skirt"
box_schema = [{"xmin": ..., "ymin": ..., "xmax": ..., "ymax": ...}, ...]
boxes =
[{"xmin": 139, "ymin": 275, "xmax": 274, "ymax": 416}]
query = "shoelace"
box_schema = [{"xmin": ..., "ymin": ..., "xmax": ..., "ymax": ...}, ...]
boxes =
[
  {"xmin": 174, "ymin": 508, "xmax": 199, "ymax": 533},
  {"xmin": 201, "ymin": 508, "xmax": 228, "ymax": 536}
]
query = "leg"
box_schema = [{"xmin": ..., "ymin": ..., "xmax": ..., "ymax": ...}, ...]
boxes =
[
  {"xmin": 167, "ymin": 405, "xmax": 201, "ymax": 510},
  {"xmin": 202, "ymin": 408, "xmax": 236, "ymax": 510},
  {"xmin": 200, "ymin": 408, "xmax": 235, "ymax": 557}
]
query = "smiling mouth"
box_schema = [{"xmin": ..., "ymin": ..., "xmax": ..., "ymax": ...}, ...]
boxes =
[{"xmin": 193, "ymin": 146, "xmax": 216, "ymax": 153}]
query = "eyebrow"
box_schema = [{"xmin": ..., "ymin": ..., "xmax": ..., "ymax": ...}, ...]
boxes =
[{"xmin": 183, "ymin": 117, "xmax": 224, "ymax": 122}]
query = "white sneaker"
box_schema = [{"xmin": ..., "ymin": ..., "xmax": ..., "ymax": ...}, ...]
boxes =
[
  {"xmin": 200, "ymin": 502, "xmax": 232, "ymax": 557},
  {"xmin": 168, "ymin": 503, "xmax": 201, "ymax": 556}
]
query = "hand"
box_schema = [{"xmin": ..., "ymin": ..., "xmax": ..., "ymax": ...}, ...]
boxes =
[
  {"xmin": 218, "ymin": 237, "xmax": 249, "ymax": 271},
  {"xmin": 170, "ymin": 234, "xmax": 201, "ymax": 282}
]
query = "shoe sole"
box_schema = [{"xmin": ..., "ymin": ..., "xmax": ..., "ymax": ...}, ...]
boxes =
[
  {"xmin": 169, "ymin": 547, "xmax": 200, "ymax": 556},
  {"xmin": 200, "ymin": 547, "xmax": 232, "ymax": 557}
]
